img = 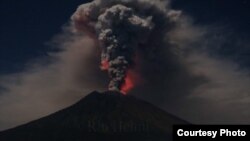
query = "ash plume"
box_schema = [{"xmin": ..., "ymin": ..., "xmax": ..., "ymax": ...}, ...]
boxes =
[{"xmin": 71, "ymin": 0, "xmax": 181, "ymax": 93}]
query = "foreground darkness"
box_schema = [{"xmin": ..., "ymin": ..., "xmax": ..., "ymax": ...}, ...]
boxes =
[{"xmin": 0, "ymin": 91, "xmax": 188, "ymax": 141}]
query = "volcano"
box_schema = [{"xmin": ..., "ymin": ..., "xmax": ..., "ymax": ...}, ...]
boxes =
[{"xmin": 0, "ymin": 91, "xmax": 188, "ymax": 141}]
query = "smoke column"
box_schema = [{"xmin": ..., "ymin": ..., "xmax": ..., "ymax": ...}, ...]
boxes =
[{"xmin": 71, "ymin": 0, "xmax": 181, "ymax": 94}]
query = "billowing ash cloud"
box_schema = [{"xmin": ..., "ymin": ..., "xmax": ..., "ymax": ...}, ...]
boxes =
[
  {"xmin": 97, "ymin": 5, "xmax": 154, "ymax": 91},
  {"xmin": 71, "ymin": 0, "xmax": 181, "ymax": 92}
]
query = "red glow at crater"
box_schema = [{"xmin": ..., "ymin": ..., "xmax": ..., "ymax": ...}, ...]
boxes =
[
  {"xmin": 100, "ymin": 60, "xmax": 109, "ymax": 70},
  {"xmin": 121, "ymin": 70, "xmax": 135, "ymax": 94}
]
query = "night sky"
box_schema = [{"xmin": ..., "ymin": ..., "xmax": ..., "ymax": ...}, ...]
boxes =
[
  {"xmin": 0, "ymin": 0, "xmax": 91, "ymax": 74},
  {"xmin": 1, "ymin": 0, "xmax": 250, "ymax": 129},
  {"xmin": 1, "ymin": 0, "xmax": 250, "ymax": 75},
  {"xmin": 173, "ymin": 0, "xmax": 250, "ymax": 68}
]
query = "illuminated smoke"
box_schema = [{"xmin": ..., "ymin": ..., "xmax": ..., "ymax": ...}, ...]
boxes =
[
  {"xmin": 121, "ymin": 69, "xmax": 136, "ymax": 94},
  {"xmin": 71, "ymin": 0, "xmax": 181, "ymax": 93}
]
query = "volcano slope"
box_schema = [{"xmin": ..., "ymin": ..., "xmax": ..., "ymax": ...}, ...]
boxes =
[{"xmin": 0, "ymin": 91, "xmax": 188, "ymax": 141}]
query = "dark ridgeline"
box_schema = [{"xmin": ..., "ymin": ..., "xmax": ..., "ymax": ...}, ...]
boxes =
[{"xmin": 0, "ymin": 91, "xmax": 188, "ymax": 141}]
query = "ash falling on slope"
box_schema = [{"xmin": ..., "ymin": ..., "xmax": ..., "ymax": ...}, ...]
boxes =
[{"xmin": 71, "ymin": 0, "xmax": 182, "ymax": 94}]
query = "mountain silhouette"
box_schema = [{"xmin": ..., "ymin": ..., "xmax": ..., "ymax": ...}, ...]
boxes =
[{"xmin": 0, "ymin": 91, "xmax": 188, "ymax": 141}]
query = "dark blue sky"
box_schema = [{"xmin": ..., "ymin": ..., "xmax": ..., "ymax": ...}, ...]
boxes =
[
  {"xmin": 0, "ymin": 0, "xmax": 250, "ymax": 74},
  {"xmin": 173, "ymin": 0, "xmax": 250, "ymax": 29},
  {"xmin": 0, "ymin": 0, "xmax": 91, "ymax": 74},
  {"xmin": 173, "ymin": 0, "xmax": 250, "ymax": 68}
]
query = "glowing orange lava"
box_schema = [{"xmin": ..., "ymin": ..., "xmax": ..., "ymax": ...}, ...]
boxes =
[
  {"xmin": 100, "ymin": 60, "xmax": 109, "ymax": 70},
  {"xmin": 121, "ymin": 70, "xmax": 135, "ymax": 94},
  {"xmin": 101, "ymin": 60, "xmax": 138, "ymax": 94}
]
